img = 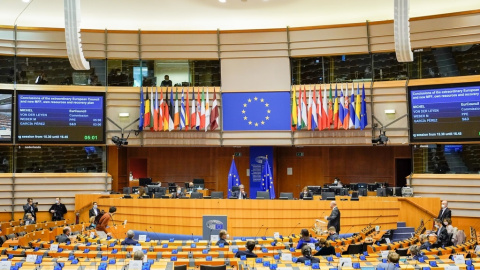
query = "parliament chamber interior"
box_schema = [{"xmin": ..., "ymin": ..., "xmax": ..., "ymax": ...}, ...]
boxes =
[{"xmin": 1, "ymin": 0, "xmax": 480, "ymax": 270}]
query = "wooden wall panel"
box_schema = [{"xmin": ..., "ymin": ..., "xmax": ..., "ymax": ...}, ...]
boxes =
[{"xmin": 115, "ymin": 146, "xmax": 411, "ymax": 197}]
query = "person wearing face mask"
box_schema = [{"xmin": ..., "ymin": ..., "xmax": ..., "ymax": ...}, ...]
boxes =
[
  {"xmin": 171, "ymin": 186, "xmax": 185, "ymax": 198},
  {"xmin": 49, "ymin": 197, "xmax": 67, "ymax": 221},
  {"xmin": 433, "ymin": 218, "xmax": 449, "ymax": 247},
  {"xmin": 232, "ymin": 185, "xmax": 248, "ymax": 199},
  {"xmin": 437, "ymin": 200, "xmax": 451, "ymax": 222},
  {"xmin": 89, "ymin": 202, "xmax": 100, "ymax": 219},
  {"xmin": 96, "ymin": 206, "xmax": 116, "ymax": 232},
  {"xmin": 216, "ymin": 230, "xmax": 230, "ymax": 246},
  {"xmin": 299, "ymin": 186, "xmax": 313, "ymax": 200}
]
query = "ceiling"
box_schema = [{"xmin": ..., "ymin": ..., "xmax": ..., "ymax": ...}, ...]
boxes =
[{"xmin": 1, "ymin": 0, "xmax": 479, "ymax": 31}]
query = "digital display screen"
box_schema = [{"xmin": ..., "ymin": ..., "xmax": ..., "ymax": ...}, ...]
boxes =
[
  {"xmin": 16, "ymin": 91, "xmax": 105, "ymax": 144},
  {"xmin": 408, "ymin": 82, "xmax": 480, "ymax": 143},
  {"xmin": 0, "ymin": 91, "xmax": 12, "ymax": 142}
]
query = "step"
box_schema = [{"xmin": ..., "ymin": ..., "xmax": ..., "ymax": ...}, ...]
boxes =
[
  {"xmin": 394, "ymin": 227, "xmax": 415, "ymax": 233},
  {"xmin": 397, "ymin": 221, "xmax": 406, "ymax": 227}
]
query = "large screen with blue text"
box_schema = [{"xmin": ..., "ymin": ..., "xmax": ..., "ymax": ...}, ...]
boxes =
[
  {"xmin": 16, "ymin": 91, "xmax": 105, "ymax": 144},
  {"xmin": 408, "ymin": 82, "xmax": 480, "ymax": 143}
]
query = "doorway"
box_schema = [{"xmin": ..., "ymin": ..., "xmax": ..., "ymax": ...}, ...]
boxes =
[{"xmin": 395, "ymin": 158, "xmax": 411, "ymax": 187}]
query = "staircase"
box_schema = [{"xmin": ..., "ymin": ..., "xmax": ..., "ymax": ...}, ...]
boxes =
[
  {"xmin": 391, "ymin": 222, "xmax": 415, "ymax": 242},
  {"xmin": 444, "ymin": 150, "xmax": 469, "ymax": 173}
]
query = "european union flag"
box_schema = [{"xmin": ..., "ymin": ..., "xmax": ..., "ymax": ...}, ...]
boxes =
[
  {"xmin": 222, "ymin": 92, "xmax": 291, "ymax": 131},
  {"xmin": 227, "ymin": 157, "xmax": 240, "ymax": 198},
  {"xmin": 261, "ymin": 156, "xmax": 275, "ymax": 199}
]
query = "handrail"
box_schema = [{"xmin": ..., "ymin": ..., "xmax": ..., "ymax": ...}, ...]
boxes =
[{"xmin": 397, "ymin": 197, "xmax": 437, "ymax": 218}]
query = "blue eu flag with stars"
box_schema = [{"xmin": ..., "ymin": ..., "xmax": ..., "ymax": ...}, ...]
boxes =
[
  {"xmin": 222, "ymin": 92, "xmax": 291, "ymax": 131},
  {"xmin": 261, "ymin": 156, "xmax": 275, "ymax": 199},
  {"xmin": 227, "ymin": 157, "xmax": 241, "ymax": 198}
]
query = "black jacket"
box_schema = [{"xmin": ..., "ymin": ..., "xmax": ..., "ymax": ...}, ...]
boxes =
[
  {"xmin": 49, "ymin": 203, "xmax": 67, "ymax": 221},
  {"xmin": 235, "ymin": 250, "xmax": 257, "ymax": 258},
  {"xmin": 327, "ymin": 207, "xmax": 341, "ymax": 233}
]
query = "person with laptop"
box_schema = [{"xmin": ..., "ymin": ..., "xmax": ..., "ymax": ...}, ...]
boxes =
[
  {"xmin": 296, "ymin": 228, "xmax": 318, "ymax": 249},
  {"xmin": 299, "ymin": 186, "xmax": 313, "ymax": 200}
]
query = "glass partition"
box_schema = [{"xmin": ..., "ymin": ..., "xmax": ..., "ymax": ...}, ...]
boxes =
[
  {"xmin": 0, "ymin": 55, "xmax": 15, "ymax": 84},
  {"xmin": 0, "ymin": 146, "xmax": 13, "ymax": 173},
  {"xmin": 413, "ymin": 144, "xmax": 480, "ymax": 174},
  {"xmin": 14, "ymin": 145, "xmax": 106, "ymax": 173},
  {"xmin": 12, "ymin": 57, "xmax": 106, "ymax": 86}
]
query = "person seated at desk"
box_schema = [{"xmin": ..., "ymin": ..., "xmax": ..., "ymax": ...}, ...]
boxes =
[
  {"xmin": 235, "ymin": 240, "xmax": 258, "ymax": 258},
  {"xmin": 376, "ymin": 252, "xmax": 400, "ymax": 270},
  {"xmin": 297, "ymin": 245, "xmax": 320, "ymax": 264},
  {"xmin": 232, "ymin": 184, "xmax": 248, "ymax": 199},
  {"xmin": 121, "ymin": 230, "xmax": 139, "ymax": 246},
  {"xmin": 171, "ymin": 186, "xmax": 185, "ymax": 198},
  {"xmin": 296, "ymin": 228, "xmax": 318, "ymax": 249},
  {"xmin": 57, "ymin": 226, "xmax": 74, "ymax": 243},
  {"xmin": 216, "ymin": 229, "xmax": 230, "ymax": 246},
  {"xmin": 326, "ymin": 226, "xmax": 339, "ymax": 241},
  {"xmin": 138, "ymin": 187, "xmax": 149, "ymax": 198},
  {"xmin": 133, "ymin": 250, "xmax": 144, "ymax": 260},
  {"xmin": 408, "ymin": 245, "xmax": 427, "ymax": 261},
  {"xmin": 187, "ymin": 182, "xmax": 195, "ymax": 193},
  {"xmin": 299, "ymin": 186, "xmax": 313, "ymax": 200},
  {"xmin": 314, "ymin": 238, "xmax": 335, "ymax": 256},
  {"xmin": 23, "ymin": 213, "xmax": 36, "ymax": 225},
  {"xmin": 160, "ymin": 75, "xmax": 172, "ymax": 87},
  {"xmin": 419, "ymin": 234, "xmax": 431, "ymax": 250}
]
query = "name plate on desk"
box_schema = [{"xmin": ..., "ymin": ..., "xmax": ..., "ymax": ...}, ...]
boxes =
[
  {"xmin": 339, "ymin": 258, "xmax": 352, "ymax": 267},
  {"xmin": 132, "ymin": 246, "xmax": 142, "ymax": 252},
  {"xmin": 138, "ymin": 235, "xmax": 147, "ymax": 241},
  {"xmin": 453, "ymin": 255, "xmax": 465, "ymax": 265},
  {"xmin": 128, "ymin": 260, "xmax": 143, "ymax": 270},
  {"xmin": 445, "ymin": 266, "xmax": 460, "ymax": 270},
  {"xmin": 381, "ymin": 250, "xmax": 389, "ymax": 259},
  {"xmin": 211, "ymin": 235, "xmax": 219, "ymax": 242},
  {"xmin": 26, "ymin": 255, "xmax": 38, "ymax": 263},
  {"xmin": 50, "ymin": 244, "xmax": 59, "ymax": 251},
  {"xmin": 0, "ymin": 261, "xmax": 12, "ymax": 270},
  {"xmin": 274, "ymin": 232, "xmax": 280, "ymax": 239},
  {"xmin": 281, "ymin": 253, "xmax": 292, "ymax": 261}
]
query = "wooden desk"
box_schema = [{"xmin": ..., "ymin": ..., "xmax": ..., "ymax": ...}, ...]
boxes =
[{"xmin": 77, "ymin": 195, "xmax": 404, "ymax": 237}]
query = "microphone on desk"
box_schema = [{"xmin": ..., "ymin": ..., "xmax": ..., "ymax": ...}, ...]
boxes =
[
  {"xmin": 207, "ymin": 228, "xmax": 214, "ymax": 247},
  {"xmin": 288, "ymin": 222, "xmax": 301, "ymax": 244},
  {"xmin": 188, "ymin": 233, "xmax": 194, "ymax": 259},
  {"xmin": 263, "ymin": 227, "xmax": 269, "ymax": 239},
  {"xmin": 148, "ymin": 226, "xmax": 162, "ymax": 246},
  {"xmin": 254, "ymin": 225, "xmax": 264, "ymax": 244}
]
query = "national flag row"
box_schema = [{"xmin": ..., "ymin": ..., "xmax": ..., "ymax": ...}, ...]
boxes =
[
  {"xmin": 291, "ymin": 83, "xmax": 368, "ymax": 131},
  {"xmin": 138, "ymin": 87, "xmax": 219, "ymax": 132}
]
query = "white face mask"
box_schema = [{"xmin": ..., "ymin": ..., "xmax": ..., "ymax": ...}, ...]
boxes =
[
  {"xmin": 55, "ymin": 200, "xmax": 59, "ymax": 204},
  {"xmin": 443, "ymin": 222, "xmax": 448, "ymax": 226},
  {"xmin": 93, "ymin": 205, "xmax": 97, "ymax": 209},
  {"xmin": 177, "ymin": 190, "xmax": 181, "ymax": 194},
  {"xmin": 441, "ymin": 204, "xmax": 446, "ymax": 209},
  {"xmin": 435, "ymin": 224, "xmax": 439, "ymax": 228},
  {"xmin": 226, "ymin": 234, "xmax": 230, "ymax": 239}
]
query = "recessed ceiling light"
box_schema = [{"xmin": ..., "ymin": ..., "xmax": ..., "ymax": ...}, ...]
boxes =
[
  {"xmin": 22, "ymin": 0, "xmax": 31, "ymax": 3},
  {"xmin": 219, "ymin": 0, "xmax": 226, "ymax": 3}
]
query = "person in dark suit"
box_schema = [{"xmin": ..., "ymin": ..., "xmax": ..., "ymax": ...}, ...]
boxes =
[
  {"xmin": 57, "ymin": 227, "xmax": 72, "ymax": 243},
  {"xmin": 121, "ymin": 230, "xmax": 139, "ymax": 246},
  {"xmin": 296, "ymin": 245, "xmax": 320, "ymax": 264},
  {"xmin": 437, "ymin": 200, "xmax": 452, "ymax": 222},
  {"xmin": 235, "ymin": 240, "xmax": 257, "ymax": 258},
  {"xmin": 23, "ymin": 198, "xmax": 38, "ymax": 221},
  {"xmin": 49, "ymin": 197, "xmax": 67, "ymax": 221},
  {"xmin": 171, "ymin": 186, "xmax": 185, "ymax": 198},
  {"xmin": 232, "ymin": 185, "xmax": 248, "ymax": 199},
  {"xmin": 376, "ymin": 252, "xmax": 400, "ymax": 270},
  {"xmin": 160, "ymin": 75, "xmax": 172, "ymax": 87},
  {"xmin": 89, "ymin": 202, "xmax": 100, "ymax": 219},
  {"xmin": 299, "ymin": 186, "xmax": 313, "ymax": 200},
  {"xmin": 216, "ymin": 230, "xmax": 230, "ymax": 246},
  {"xmin": 419, "ymin": 234, "xmax": 431, "ymax": 250},
  {"xmin": 314, "ymin": 238, "xmax": 335, "ymax": 256},
  {"xmin": 325, "ymin": 201, "xmax": 341, "ymax": 233},
  {"xmin": 326, "ymin": 226, "xmax": 339, "ymax": 241},
  {"xmin": 434, "ymin": 218, "xmax": 449, "ymax": 247}
]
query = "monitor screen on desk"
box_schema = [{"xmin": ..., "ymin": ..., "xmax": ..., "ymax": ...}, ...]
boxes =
[
  {"xmin": 307, "ymin": 186, "xmax": 322, "ymax": 195},
  {"xmin": 139, "ymin": 178, "xmax": 152, "ymax": 186}
]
